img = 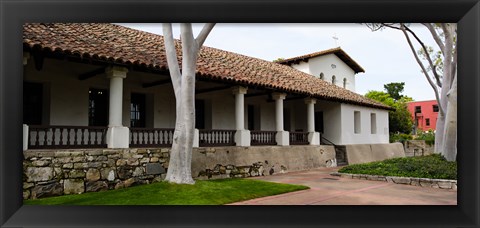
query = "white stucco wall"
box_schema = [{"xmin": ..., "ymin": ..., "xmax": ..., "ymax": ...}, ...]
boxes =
[
  {"xmin": 208, "ymin": 90, "xmax": 236, "ymax": 130},
  {"xmin": 289, "ymin": 54, "xmax": 357, "ymax": 92},
  {"xmin": 308, "ymin": 54, "xmax": 356, "ymax": 91},
  {"xmin": 314, "ymin": 100, "xmax": 342, "ymax": 144},
  {"xmin": 259, "ymin": 102, "xmax": 275, "ymax": 131},
  {"xmin": 290, "ymin": 61, "xmax": 310, "ymax": 74},
  {"xmin": 312, "ymin": 101, "xmax": 389, "ymax": 145},
  {"xmin": 339, "ymin": 103, "xmax": 389, "ymax": 144}
]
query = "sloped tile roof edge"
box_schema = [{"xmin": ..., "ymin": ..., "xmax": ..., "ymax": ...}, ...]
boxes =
[{"xmin": 22, "ymin": 23, "xmax": 391, "ymax": 111}]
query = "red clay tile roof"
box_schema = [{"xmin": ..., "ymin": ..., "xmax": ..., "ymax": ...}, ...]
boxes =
[
  {"xmin": 276, "ymin": 47, "xmax": 365, "ymax": 74},
  {"xmin": 23, "ymin": 23, "xmax": 390, "ymax": 110}
]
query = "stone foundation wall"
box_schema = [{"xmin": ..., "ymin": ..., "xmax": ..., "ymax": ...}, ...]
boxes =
[
  {"xmin": 23, "ymin": 148, "xmax": 170, "ymax": 200},
  {"xmin": 23, "ymin": 145, "xmax": 335, "ymax": 199},
  {"xmin": 404, "ymin": 140, "xmax": 434, "ymax": 157}
]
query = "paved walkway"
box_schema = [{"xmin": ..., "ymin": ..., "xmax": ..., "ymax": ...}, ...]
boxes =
[{"xmin": 229, "ymin": 167, "xmax": 457, "ymax": 205}]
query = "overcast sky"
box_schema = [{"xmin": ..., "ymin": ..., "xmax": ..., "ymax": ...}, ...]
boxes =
[{"xmin": 119, "ymin": 23, "xmax": 439, "ymax": 101}]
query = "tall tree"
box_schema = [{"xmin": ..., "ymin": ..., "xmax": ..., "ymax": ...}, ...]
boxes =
[
  {"xmin": 162, "ymin": 23, "xmax": 215, "ymax": 184},
  {"xmin": 365, "ymin": 23, "xmax": 457, "ymax": 161},
  {"xmin": 383, "ymin": 82, "xmax": 405, "ymax": 101}
]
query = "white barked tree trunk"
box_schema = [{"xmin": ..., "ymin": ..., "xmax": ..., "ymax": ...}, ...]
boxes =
[
  {"xmin": 442, "ymin": 73, "xmax": 457, "ymax": 161},
  {"xmin": 366, "ymin": 23, "xmax": 457, "ymax": 161},
  {"xmin": 162, "ymin": 23, "xmax": 215, "ymax": 184},
  {"xmin": 396, "ymin": 23, "xmax": 457, "ymax": 161}
]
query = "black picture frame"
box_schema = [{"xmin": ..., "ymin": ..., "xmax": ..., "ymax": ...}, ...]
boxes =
[{"xmin": 1, "ymin": 0, "xmax": 479, "ymax": 227}]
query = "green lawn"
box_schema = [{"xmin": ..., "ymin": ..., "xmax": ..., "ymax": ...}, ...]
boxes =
[
  {"xmin": 338, "ymin": 154, "xmax": 457, "ymax": 180},
  {"xmin": 24, "ymin": 178, "xmax": 308, "ymax": 205}
]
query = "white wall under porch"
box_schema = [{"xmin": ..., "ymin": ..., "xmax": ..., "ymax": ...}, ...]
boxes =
[{"xmin": 24, "ymin": 58, "xmax": 178, "ymax": 129}]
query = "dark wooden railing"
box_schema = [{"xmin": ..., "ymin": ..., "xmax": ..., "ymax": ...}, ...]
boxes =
[
  {"xmin": 290, "ymin": 132, "xmax": 309, "ymax": 145},
  {"xmin": 28, "ymin": 125, "xmax": 108, "ymax": 149},
  {"xmin": 130, "ymin": 128, "xmax": 174, "ymax": 147},
  {"xmin": 250, "ymin": 130, "xmax": 277, "ymax": 145},
  {"xmin": 199, "ymin": 129, "xmax": 236, "ymax": 147}
]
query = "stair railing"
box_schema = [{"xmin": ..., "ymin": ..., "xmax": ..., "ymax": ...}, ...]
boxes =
[{"xmin": 320, "ymin": 135, "xmax": 336, "ymax": 146}]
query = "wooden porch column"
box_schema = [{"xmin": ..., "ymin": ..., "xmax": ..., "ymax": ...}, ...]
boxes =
[
  {"xmin": 305, "ymin": 98, "xmax": 320, "ymax": 145},
  {"xmin": 272, "ymin": 92, "xmax": 289, "ymax": 146},
  {"xmin": 105, "ymin": 66, "xmax": 129, "ymax": 148},
  {"xmin": 233, "ymin": 86, "xmax": 250, "ymax": 146}
]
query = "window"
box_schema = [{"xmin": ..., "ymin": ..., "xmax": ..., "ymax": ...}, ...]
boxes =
[
  {"xmin": 130, "ymin": 93, "xmax": 146, "ymax": 128},
  {"xmin": 415, "ymin": 106, "xmax": 421, "ymax": 113},
  {"xmin": 426, "ymin": 118, "xmax": 430, "ymax": 126},
  {"xmin": 370, "ymin": 113, "xmax": 377, "ymax": 134},
  {"xmin": 24, "ymin": 82, "xmax": 43, "ymax": 125},
  {"xmin": 195, "ymin": 100, "xmax": 205, "ymax": 129},
  {"xmin": 319, "ymin": 72, "xmax": 324, "ymax": 80},
  {"xmin": 343, "ymin": 78, "xmax": 347, "ymax": 88},
  {"xmin": 332, "ymin": 75, "xmax": 336, "ymax": 84},
  {"xmin": 433, "ymin": 105, "xmax": 439, "ymax": 112},
  {"xmin": 89, "ymin": 88, "xmax": 109, "ymax": 126},
  {"xmin": 354, "ymin": 111, "xmax": 361, "ymax": 134}
]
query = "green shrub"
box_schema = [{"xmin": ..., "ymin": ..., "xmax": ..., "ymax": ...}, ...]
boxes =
[
  {"xmin": 416, "ymin": 129, "xmax": 435, "ymax": 146},
  {"xmin": 389, "ymin": 133, "xmax": 413, "ymax": 144},
  {"xmin": 338, "ymin": 154, "xmax": 456, "ymax": 180}
]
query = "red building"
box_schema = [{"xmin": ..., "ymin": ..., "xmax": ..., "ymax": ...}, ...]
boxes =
[{"xmin": 407, "ymin": 100, "xmax": 439, "ymax": 133}]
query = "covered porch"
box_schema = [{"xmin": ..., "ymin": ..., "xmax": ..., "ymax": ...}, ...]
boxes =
[{"xmin": 23, "ymin": 56, "xmax": 324, "ymax": 150}]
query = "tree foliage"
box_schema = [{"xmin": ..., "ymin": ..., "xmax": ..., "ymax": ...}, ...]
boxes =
[
  {"xmin": 365, "ymin": 85, "xmax": 413, "ymax": 134},
  {"xmin": 383, "ymin": 82, "xmax": 405, "ymax": 101}
]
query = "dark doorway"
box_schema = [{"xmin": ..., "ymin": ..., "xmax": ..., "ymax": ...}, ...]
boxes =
[
  {"xmin": 283, "ymin": 109, "xmax": 290, "ymax": 131},
  {"xmin": 23, "ymin": 82, "xmax": 43, "ymax": 125},
  {"xmin": 131, "ymin": 93, "xmax": 146, "ymax": 128},
  {"xmin": 248, "ymin": 105, "xmax": 255, "ymax": 130},
  {"xmin": 315, "ymin": 111, "xmax": 324, "ymax": 133},
  {"xmin": 195, "ymin": 100, "xmax": 205, "ymax": 129},
  {"xmin": 89, "ymin": 88, "xmax": 109, "ymax": 126}
]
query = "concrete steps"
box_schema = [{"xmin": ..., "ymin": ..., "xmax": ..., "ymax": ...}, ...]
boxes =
[{"xmin": 335, "ymin": 145, "xmax": 348, "ymax": 166}]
